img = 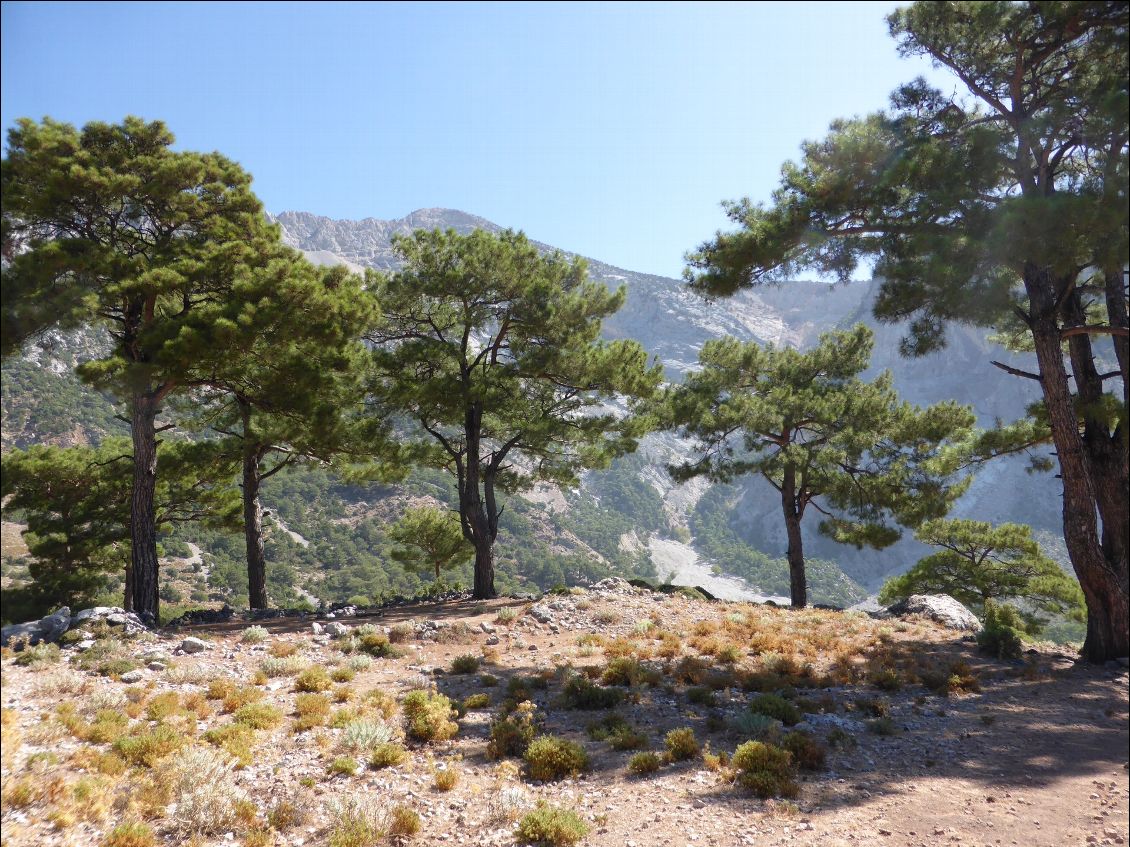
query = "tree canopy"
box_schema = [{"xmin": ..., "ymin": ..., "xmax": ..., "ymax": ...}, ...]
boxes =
[
  {"xmin": 666, "ymin": 324, "xmax": 974, "ymax": 607},
  {"xmin": 389, "ymin": 506, "xmax": 474, "ymax": 584},
  {"xmin": 683, "ymin": 1, "xmax": 1128, "ymax": 660},
  {"xmin": 2, "ymin": 116, "xmax": 278, "ymax": 621},
  {"xmin": 369, "ymin": 228, "xmax": 662, "ymax": 599},
  {"xmin": 879, "ymin": 518, "xmax": 1085, "ymax": 631}
]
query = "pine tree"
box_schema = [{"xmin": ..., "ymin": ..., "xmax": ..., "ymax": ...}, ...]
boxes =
[
  {"xmin": 879, "ymin": 518, "xmax": 1085, "ymax": 631},
  {"xmin": 174, "ymin": 253, "xmax": 387, "ymax": 609},
  {"xmin": 370, "ymin": 228, "xmax": 661, "ymax": 599},
  {"xmin": 389, "ymin": 506, "xmax": 474, "ymax": 584},
  {"xmin": 2, "ymin": 117, "xmax": 278, "ymax": 621},
  {"xmin": 1, "ymin": 437, "xmax": 239, "ymax": 622},
  {"xmin": 666, "ymin": 324, "xmax": 974, "ymax": 607},
  {"xmin": 683, "ymin": 3, "xmax": 1128, "ymax": 660}
]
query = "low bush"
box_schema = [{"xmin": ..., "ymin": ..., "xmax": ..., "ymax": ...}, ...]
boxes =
[
  {"xmin": 524, "ymin": 735, "xmax": 590, "ymax": 781},
  {"xmin": 560, "ymin": 674, "xmax": 623, "ymax": 710},
  {"xmin": 368, "ymin": 742, "xmax": 407, "ymax": 769},
  {"xmin": 664, "ymin": 727, "xmax": 699, "ymax": 761},
  {"xmin": 732, "ymin": 740, "xmax": 798, "ymax": 798},
  {"xmin": 402, "ymin": 690, "xmax": 458, "ymax": 742},
  {"xmin": 488, "ymin": 701, "xmax": 539, "ymax": 759},
  {"xmin": 782, "ymin": 730, "xmax": 826, "ymax": 770},
  {"xmin": 450, "ymin": 654, "xmax": 480, "ymax": 674},
  {"xmin": 295, "ymin": 666, "xmax": 334, "ymax": 693},
  {"xmin": 977, "ymin": 602, "xmax": 1025, "ymax": 660},
  {"xmin": 748, "ymin": 694, "xmax": 801, "ymax": 726},
  {"xmin": 627, "ymin": 751, "xmax": 662, "ymax": 775},
  {"xmin": 516, "ymin": 803, "xmax": 589, "ymax": 846}
]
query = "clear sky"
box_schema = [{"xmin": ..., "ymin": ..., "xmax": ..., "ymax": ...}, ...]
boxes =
[{"xmin": 1, "ymin": 1, "xmax": 953, "ymax": 278}]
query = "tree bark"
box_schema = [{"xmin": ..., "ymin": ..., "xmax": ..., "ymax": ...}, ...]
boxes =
[
  {"xmin": 1028, "ymin": 268, "xmax": 1129, "ymax": 661},
  {"xmin": 780, "ymin": 463, "xmax": 807, "ymax": 608},
  {"xmin": 243, "ymin": 443, "xmax": 268, "ymax": 610},
  {"xmin": 460, "ymin": 400, "xmax": 497, "ymax": 600},
  {"xmin": 129, "ymin": 392, "xmax": 160, "ymax": 622}
]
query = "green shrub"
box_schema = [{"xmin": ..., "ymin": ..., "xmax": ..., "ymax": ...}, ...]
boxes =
[
  {"xmin": 113, "ymin": 726, "xmax": 185, "ymax": 768},
  {"xmin": 782, "ymin": 731, "xmax": 826, "ymax": 770},
  {"xmin": 748, "ymin": 694, "xmax": 801, "ymax": 726},
  {"xmin": 516, "ymin": 802, "xmax": 589, "ymax": 846},
  {"xmin": 627, "ymin": 751, "xmax": 661, "ymax": 775},
  {"xmin": 664, "ymin": 727, "xmax": 699, "ymax": 761},
  {"xmin": 240, "ymin": 626, "xmax": 269, "ymax": 644},
  {"xmin": 977, "ymin": 602, "xmax": 1025, "ymax": 660},
  {"xmin": 450, "ymin": 654, "xmax": 480, "ymax": 674},
  {"xmin": 488, "ymin": 701, "xmax": 539, "ymax": 759},
  {"xmin": 101, "ymin": 821, "xmax": 156, "ymax": 847},
  {"xmin": 732, "ymin": 740, "xmax": 798, "ymax": 798},
  {"xmin": 524, "ymin": 735, "xmax": 590, "ymax": 781},
  {"xmin": 13, "ymin": 642, "xmax": 61, "ymax": 668},
  {"xmin": 388, "ymin": 804, "xmax": 421, "ymax": 837},
  {"xmin": 369, "ymin": 742, "xmax": 408, "ymax": 769},
  {"xmin": 329, "ymin": 756, "xmax": 359, "ymax": 776},
  {"xmin": 402, "ymin": 690, "xmax": 458, "ymax": 742},
  {"xmin": 560, "ymin": 674, "xmax": 623, "ymax": 710},
  {"xmin": 295, "ymin": 666, "xmax": 334, "ymax": 693},
  {"xmin": 233, "ymin": 702, "xmax": 283, "ymax": 730},
  {"xmin": 866, "ymin": 716, "xmax": 898, "ymax": 736},
  {"xmin": 586, "ymin": 714, "xmax": 647, "ymax": 750},
  {"xmin": 358, "ymin": 633, "xmax": 402, "ymax": 658},
  {"xmin": 686, "ymin": 686, "xmax": 717, "ymax": 706},
  {"xmin": 462, "ymin": 693, "xmax": 491, "ymax": 711}
]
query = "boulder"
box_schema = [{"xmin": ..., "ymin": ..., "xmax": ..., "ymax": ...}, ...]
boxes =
[
  {"xmin": 0, "ymin": 621, "xmax": 45, "ymax": 648},
  {"xmin": 38, "ymin": 607, "xmax": 71, "ymax": 642},
  {"xmin": 180, "ymin": 636, "xmax": 211, "ymax": 654},
  {"xmin": 528, "ymin": 605, "xmax": 554, "ymax": 624},
  {"xmin": 325, "ymin": 621, "xmax": 351, "ymax": 638},
  {"xmin": 885, "ymin": 594, "xmax": 982, "ymax": 632}
]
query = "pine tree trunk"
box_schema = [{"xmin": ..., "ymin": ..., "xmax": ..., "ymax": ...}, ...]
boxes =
[
  {"xmin": 1028, "ymin": 269, "xmax": 1129, "ymax": 661},
  {"xmin": 243, "ymin": 444, "xmax": 268, "ymax": 610},
  {"xmin": 129, "ymin": 393, "xmax": 160, "ymax": 623},
  {"xmin": 780, "ymin": 465, "xmax": 807, "ymax": 608},
  {"xmin": 461, "ymin": 400, "xmax": 497, "ymax": 600}
]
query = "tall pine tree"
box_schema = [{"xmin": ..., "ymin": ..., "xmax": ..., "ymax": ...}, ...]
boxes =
[
  {"xmin": 370, "ymin": 228, "xmax": 661, "ymax": 599},
  {"xmin": 2, "ymin": 117, "xmax": 275, "ymax": 620},
  {"xmin": 666, "ymin": 325, "xmax": 974, "ymax": 607},
  {"xmin": 683, "ymin": 3, "xmax": 1128, "ymax": 660}
]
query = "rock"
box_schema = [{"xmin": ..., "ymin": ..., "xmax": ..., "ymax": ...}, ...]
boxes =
[
  {"xmin": 528, "ymin": 605, "xmax": 554, "ymax": 624},
  {"xmin": 311, "ymin": 622, "xmax": 324, "ymax": 635},
  {"xmin": 480, "ymin": 622, "xmax": 495, "ymax": 634},
  {"xmin": 37, "ymin": 607, "xmax": 71, "ymax": 641},
  {"xmin": 180, "ymin": 637, "xmax": 211, "ymax": 654},
  {"xmin": 120, "ymin": 670, "xmax": 145, "ymax": 683},
  {"xmin": 326, "ymin": 622, "xmax": 351, "ymax": 638},
  {"xmin": 72, "ymin": 606, "xmax": 124, "ymax": 623},
  {"xmin": 885, "ymin": 594, "xmax": 982, "ymax": 632},
  {"xmin": 147, "ymin": 661, "xmax": 167, "ymax": 671},
  {"xmin": 485, "ymin": 635, "xmax": 500, "ymax": 646},
  {"xmin": 0, "ymin": 621, "xmax": 45, "ymax": 648},
  {"xmin": 593, "ymin": 576, "xmax": 634, "ymax": 594}
]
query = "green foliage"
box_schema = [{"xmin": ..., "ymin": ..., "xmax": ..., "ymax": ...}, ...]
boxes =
[
  {"xmin": 731, "ymin": 740, "xmax": 798, "ymax": 798},
  {"xmin": 516, "ymin": 803, "xmax": 590, "ymax": 846},
  {"xmin": 664, "ymin": 727, "xmax": 699, "ymax": 761},
  {"xmin": 0, "ymin": 438, "xmax": 239, "ymax": 622},
  {"xmin": 560, "ymin": 673, "xmax": 625, "ymax": 710},
  {"xmin": 401, "ymin": 690, "xmax": 458, "ymax": 742},
  {"xmin": 977, "ymin": 601, "xmax": 1026, "ymax": 660},
  {"xmin": 487, "ymin": 701, "xmax": 540, "ymax": 759},
  {"xmin": 523, "ymin": 735, "xmax": 590, "ymax": 781},
  {"xmin": 390, "ymin": 506, "xmax": 473, "ymax": 583},
  {"xmin": 627, "ymin": 751, "xmax": 662, "ymax": 774},
  {"xmin": 880, "ymin": 519, "xmax": 1085, "ymax": 632},
  {"xmin": 748, "ymin": 694, "xmax": 802, "ymax": 726},
  {"xmin": 371, "ymin": 227, "xmax": 662, "ymax": 597},
  {"xmin": 667, "ymin": 325, "xmax": 973, "ymax": 606},
  {"xmin": 681, "ymin": 2, "xmax": 1128, "ymax": 660}
]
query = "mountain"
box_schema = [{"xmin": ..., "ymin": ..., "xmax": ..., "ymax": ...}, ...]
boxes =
[{"xmin": 271, "ymin": 209, "xmax": 1061, "ymax": 590}]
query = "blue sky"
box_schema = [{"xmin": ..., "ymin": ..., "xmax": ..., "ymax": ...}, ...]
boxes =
[{"xmin": 1, "ymin": 1, "xmax": 952, "ymax": 277}]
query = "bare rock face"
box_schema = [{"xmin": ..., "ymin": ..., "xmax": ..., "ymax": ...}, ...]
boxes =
[{"xmin": 886, "ymin": 594, "xmax": 982, "ymax": 632}]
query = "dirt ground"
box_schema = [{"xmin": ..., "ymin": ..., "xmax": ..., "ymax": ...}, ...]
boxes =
[{"xmin": 1, "ymin": 583, "xmax": 1127, "ymax": 847}]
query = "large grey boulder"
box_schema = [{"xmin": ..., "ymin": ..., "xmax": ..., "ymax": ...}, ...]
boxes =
[
  {"xmin": 885, "ymin": 594, "xmax": 982, "ymax": 632},
  {"xmin": 38, "ymin": 607, "xmax": 72, "ymax": 642},
  {"xmin": 1, "ymin": 621, "xmax": 45, "ymax": 648}
]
